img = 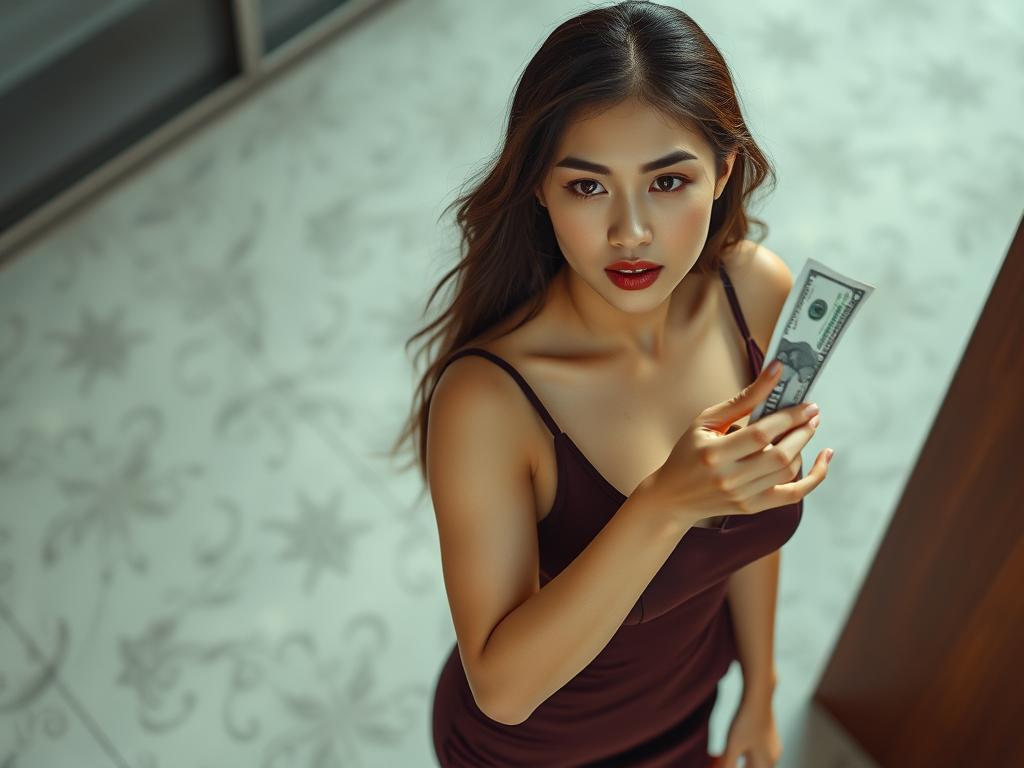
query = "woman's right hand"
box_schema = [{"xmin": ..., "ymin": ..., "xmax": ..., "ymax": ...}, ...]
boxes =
[{"xmin": 645, "ymin": 362, "xmax": 831, "ymax": 528}]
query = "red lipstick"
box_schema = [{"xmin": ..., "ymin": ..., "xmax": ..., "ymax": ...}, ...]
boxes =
[
  {"xmin": 604, "ymin": 261, "xmax": 663, "ymax": 290},
  {"xmin": 606, "ymin": 260, "xmax": 661, "ymax": 271}
]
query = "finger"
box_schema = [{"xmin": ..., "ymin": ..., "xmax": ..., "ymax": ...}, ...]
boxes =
[
  {"xmin": 742, "ymin": 448, "xmax": 830, "ymax": 510},
  {"xmin": 701, "ymin": 361, "xmax": 782, "ymax": 430},
  {"xmin": 718, "ymin": 747, "xmax": 740, "ymax": 768},
  {"xmin": 709, "ymin": 400, "xmax": 818, "ymax": 465},
  {"xmin": 726, "ymin": 414, "xmax": 819, "ymax": 488}
]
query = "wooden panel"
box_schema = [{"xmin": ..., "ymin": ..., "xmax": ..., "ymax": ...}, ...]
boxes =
[{"xmin": 813, "ymin": 213, "xmax": 1024, "ymax": 768}]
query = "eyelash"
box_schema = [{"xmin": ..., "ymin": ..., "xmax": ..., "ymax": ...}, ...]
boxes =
[{"xmin": 564, "ymin": 175, "xmax": 691, "ymax": 200}]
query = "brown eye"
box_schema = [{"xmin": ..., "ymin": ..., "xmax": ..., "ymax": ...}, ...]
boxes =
[
  {"xmin": 574, "ymin": 180, "xmax": 600, "ymax": 196},
  {"xmin": 565, "ymin": 175, "xmax": 690, "ymax": 200},
  {"xmin": 656, "ymin": 176, "xmax": 684, "ymax": 192}
]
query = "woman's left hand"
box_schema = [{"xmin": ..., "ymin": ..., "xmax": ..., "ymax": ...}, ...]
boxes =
[{"xmin": 710, "ymin": 695, "xmax": 783, "ymax": 768}]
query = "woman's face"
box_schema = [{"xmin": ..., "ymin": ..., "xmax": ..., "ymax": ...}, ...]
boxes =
[{"xmin": 536, "ymin": 99, "xmax": 736, "ymax": 308}]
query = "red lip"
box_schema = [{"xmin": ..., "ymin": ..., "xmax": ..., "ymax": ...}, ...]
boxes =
[{"xmin": 605, "ymin": 260, "xmax": 661, "ymax": 271}]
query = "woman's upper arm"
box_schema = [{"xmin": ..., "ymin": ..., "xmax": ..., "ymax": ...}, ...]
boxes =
[{"xmin": 426, "ymin": 357, "xmax": 541, "ymax": 715}]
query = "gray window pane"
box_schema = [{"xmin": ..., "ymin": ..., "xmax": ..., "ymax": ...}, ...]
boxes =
[
  {"xmin": 0, "ymin": 0, "xmax": 237, "ymax": 232},
  {"xmin": 260, "ymin": 0, "xmax": 351, "ymax": 53}
]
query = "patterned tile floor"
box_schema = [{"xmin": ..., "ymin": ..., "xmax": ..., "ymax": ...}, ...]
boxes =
[{"xmin": 2, "ymin": 0, "xmax": 1022, "ymax": 765}]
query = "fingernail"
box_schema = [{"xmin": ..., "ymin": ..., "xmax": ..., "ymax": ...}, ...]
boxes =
[
  {"xmin": 768, "ymin": 360, "xmax": 781, "ymax": 376},
  {"xmin": 826, "ymin": 449, "xmax": 834, "ymax": 464}
]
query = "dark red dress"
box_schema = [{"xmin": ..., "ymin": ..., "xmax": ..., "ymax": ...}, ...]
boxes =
[{"xmin": 431, "ymin": 265, "xmax": 803, "ymax": 767}]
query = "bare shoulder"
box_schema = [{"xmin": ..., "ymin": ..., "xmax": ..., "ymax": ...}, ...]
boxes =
[
  {"xmin": 429, "ymin": 350, "xmax": 537, "ymax": 467},
  {"xmin": 719, "ymin": 239, "xmax": 795, "ymax": 353},
  {"xmin": 426, "ymin": 349, "xmax": 542, "ymax": 717}
]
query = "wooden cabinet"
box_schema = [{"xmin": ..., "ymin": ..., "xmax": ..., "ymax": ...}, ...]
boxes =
[{"xmin": 813, "ymin": 214, "xmax": 1024, "ymax": 767}]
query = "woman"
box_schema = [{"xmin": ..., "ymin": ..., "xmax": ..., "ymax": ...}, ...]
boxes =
[{"xmin": 390, "ymin": 2, "xmax": 832, "ymax": 765}]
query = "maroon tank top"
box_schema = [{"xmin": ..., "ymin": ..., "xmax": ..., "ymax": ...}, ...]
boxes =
[{"xmin": 431, "ymin": 265, "xmax": 803, "ymax": 767}]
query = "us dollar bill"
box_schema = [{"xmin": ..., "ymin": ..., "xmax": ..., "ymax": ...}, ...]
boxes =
[{"xmin": 748, "ymin": 257, "xmax": 875, "ymax": 425}]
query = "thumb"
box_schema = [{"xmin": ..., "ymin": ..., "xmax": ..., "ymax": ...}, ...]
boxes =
[{"xmin": 701, "ymin": 360, "xmax": 781, "ymax": 431}]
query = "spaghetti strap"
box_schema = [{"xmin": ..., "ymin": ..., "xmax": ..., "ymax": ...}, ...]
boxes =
[
  {"xmin": 439, "ymin": 347, "xmax": 562, "ymax": 437},
  {"xmin": 718, "ymin": 264, "xmax": 764, "ymax": 380},
  {"xmin": 718, "ymin": 264, "xmax": 753, "ymax": 340}
]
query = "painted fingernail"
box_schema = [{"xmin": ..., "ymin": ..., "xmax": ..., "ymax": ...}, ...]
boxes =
[{"xmin": 826, "ymin": 449, "xmax": 834, "ymax": 464}]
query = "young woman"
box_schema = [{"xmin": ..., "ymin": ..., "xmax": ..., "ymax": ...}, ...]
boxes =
[{"xmin": 390, "ymin": 2, "xmax": 831, "ymax": 765}]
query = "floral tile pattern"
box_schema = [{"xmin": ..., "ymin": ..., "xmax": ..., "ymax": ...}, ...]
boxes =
[{"xmin": 1, "ymin": 0, "xmax": 1022, "ymax": 766}]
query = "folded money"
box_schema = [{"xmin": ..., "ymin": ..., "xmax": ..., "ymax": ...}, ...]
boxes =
[{"xmin": 749, "ymin": 257, "xmax": 875, "ymax": 425}]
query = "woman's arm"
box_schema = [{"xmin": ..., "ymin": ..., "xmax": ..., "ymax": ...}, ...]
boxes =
[{"xmin": 726, "ymin": 550, "xmax": 781, "ymax": 705}]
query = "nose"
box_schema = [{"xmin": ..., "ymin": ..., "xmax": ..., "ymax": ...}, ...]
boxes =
[{"xmin": 609, "ymin": 202, "xmax": 652, "ymax": 249}]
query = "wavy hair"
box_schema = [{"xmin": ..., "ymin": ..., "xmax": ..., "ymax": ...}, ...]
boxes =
[{"xmin": 387, "ymin": 0, "xmax": 776, "ymax": 495}]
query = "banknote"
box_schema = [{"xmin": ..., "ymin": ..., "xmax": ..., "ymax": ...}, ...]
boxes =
[{"xmin": 748, "ymin": 257, "xmax": 875, "ymax": 425}]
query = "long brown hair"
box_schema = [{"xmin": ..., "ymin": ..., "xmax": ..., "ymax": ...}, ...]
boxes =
[{"xmin": 387, "ymin": 0, "xmax": 776, "ymax": 496}]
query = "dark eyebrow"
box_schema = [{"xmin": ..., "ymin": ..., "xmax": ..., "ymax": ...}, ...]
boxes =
[{"xmin": 554, "ymin": 149, "xmax": 699, "ymax": 175}]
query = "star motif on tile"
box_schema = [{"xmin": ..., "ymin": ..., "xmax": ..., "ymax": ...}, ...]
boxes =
[
  {"xmin": 46, "ymin": 307, "xmax": 148, "ymax": 395},
  {"xmin": 263, "ymin": 491, "xmax": 372, "ymax": 594}
]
